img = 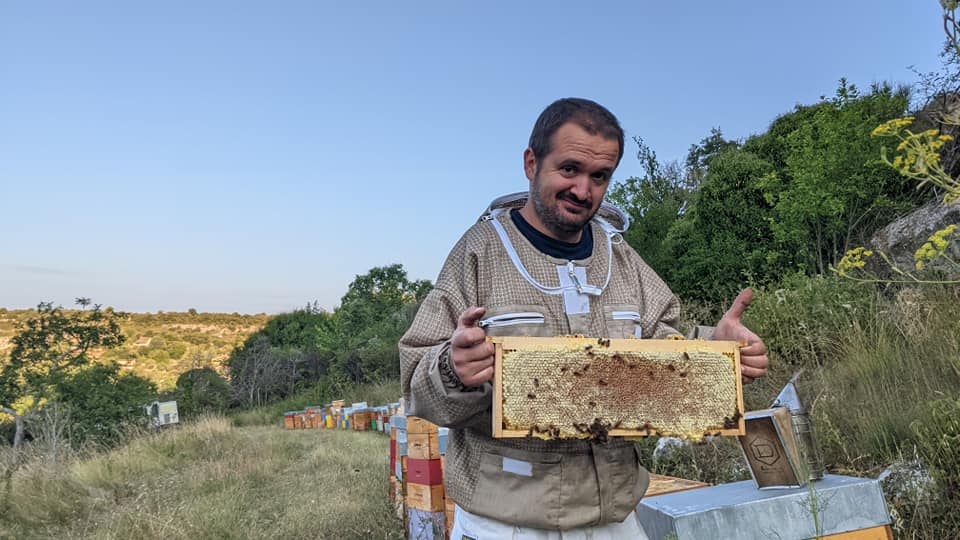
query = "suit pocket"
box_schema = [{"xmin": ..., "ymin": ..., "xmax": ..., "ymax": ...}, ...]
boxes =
[
  {"xmin": 469, "ymin": 446, "xmax": 562, "ymax": 529},
  {"xmin": 479, "ymin": 305, "xmax": 550, "ymax": 337},
  {"xmin": 605, "ymin": 304, "xmax": 643, "ymax": 338}
]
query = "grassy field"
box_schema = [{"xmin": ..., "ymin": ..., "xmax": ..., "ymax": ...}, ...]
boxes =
[{"xmin": 0, "ymin": 417, "xmax": 404, "ymax": 540}]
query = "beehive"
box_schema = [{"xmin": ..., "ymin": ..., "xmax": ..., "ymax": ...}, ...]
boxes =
[{"xmin": 490, "ymin": 336, "xmax": 745, "ymax": 440}]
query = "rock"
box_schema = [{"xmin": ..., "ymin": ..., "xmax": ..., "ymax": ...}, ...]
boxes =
[
  {"xmin": 869, "ymin": 201, "xmax": 960, "ymax": 277},
  {"xmin": 878, "ymin": 459, "xmax": 936, "ymax": 502},
  {"xmin": 653, "ymin": 437, "xmax": 688, "ymax": 460}
]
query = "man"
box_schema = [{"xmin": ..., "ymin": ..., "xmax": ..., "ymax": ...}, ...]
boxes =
[{"xmin": 400, "ymin": 98, "xmax": 768, "ymax": 539}]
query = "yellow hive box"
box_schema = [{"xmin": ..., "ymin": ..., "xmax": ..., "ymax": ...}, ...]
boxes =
[
  {"xmin": 407, "ymin": 433, "xmax": 441, "ymax": 460},
  {"xmin": 406, "ymin": 416, "xmax": 439, "ymax": 435},
  {"xmin": 490, "ymin": 336, "xmax": 745, "ymax": 440},
  {"xmin": 406, "ymin": 482, "xmax": 445, "ymax": 512}
]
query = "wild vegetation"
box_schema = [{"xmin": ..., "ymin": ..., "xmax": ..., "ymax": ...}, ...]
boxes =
[
  {"xmin": 3, "ymin": 5, "xmax": 960, "ymax": 539},
  {"xmin": 0, "ymin": 416, "xmax": 402, "ymax": 539}
]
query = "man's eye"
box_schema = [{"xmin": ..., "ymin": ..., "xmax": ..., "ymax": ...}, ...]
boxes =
[{"xmin": 561, "ymin": 166, "xmax": 577, "ymax": 175}]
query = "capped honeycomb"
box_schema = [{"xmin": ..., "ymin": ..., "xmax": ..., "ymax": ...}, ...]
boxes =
[{"xmin": 491, "ymin": 336, "xmax": 743, "ymax": 441}]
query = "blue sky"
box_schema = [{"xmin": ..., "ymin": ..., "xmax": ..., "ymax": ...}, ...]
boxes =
[{"xmin": 0, "ymin": 1, "xmax": 946, "ymax": 314}]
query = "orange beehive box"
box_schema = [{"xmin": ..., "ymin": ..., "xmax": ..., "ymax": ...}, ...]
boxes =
[
  {"xmin": 408, "ymin": 433, "xmax": 441, "ymax": 460},
  {"xmin": 406, "ymin": 482, "xmax": 445, "ymax": 512},
  {"xmin": 283, "ymin": 412, "xmax": 296, "ymax": 430}
]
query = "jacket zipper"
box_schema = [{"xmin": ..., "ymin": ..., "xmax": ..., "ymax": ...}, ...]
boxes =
[{"xmin": 479, "ymin": 312, "xmax": 545, "ymax": 329}]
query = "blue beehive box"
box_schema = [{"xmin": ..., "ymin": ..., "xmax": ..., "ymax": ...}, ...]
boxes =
[{"xmin": 438, "ymin": 427, "xmax": 449, "ymax": 455}]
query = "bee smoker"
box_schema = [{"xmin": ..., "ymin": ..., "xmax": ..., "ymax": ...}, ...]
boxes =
[{"xmin": 772, "ymin": 377, "xmax": 825, "ymax": 482}]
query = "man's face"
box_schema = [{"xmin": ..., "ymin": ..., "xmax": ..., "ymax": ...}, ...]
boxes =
[{"xmin": 522, "ymin": 122, "xmax": 619, "ymax": 242}]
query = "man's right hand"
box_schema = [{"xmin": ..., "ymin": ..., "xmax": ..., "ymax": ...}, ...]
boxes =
[{"xmin": 451, "ymin": 306, "xmax": 495, "ymax": 387}]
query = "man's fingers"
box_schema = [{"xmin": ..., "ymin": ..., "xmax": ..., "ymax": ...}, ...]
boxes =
[
  {"xmin": 453, "ymin": 341, "xmax": 495, "ymax": 364},
  {"xmin": 741, "ymin": 364, "xmax": 766, "ymax": 382},
  {"xmin": 739, "ymin": 340, "xmax": 766, "ymax": 357},
  {"xmin": 451, "ymin": 326, "xmax": 487, "ymax": 349},
  {"xmin": 722, "ymin": 288, "xmax": 754, "ymax": 322},
  {"xmin": 462, "ymin": 365, "xmax": 495, "ymax": 387},
  {"xmin": 457, "ymin": 306, "xmax": 486, "ymax": 330}
]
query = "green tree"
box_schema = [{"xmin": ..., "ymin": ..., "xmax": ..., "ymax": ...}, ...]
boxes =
[
  {"xmin": 1, "ymin": 299, "xmax": 125, "ymax": 453},
  {"xmin": 664, "ymin": 148, "xmax": 778, "ymax": 307},
  {"xmin": 174, "ymin": 367, "xmax": 231, "ymax": 417},
  {"xmin": 54, "ymin": 363, "xmax": 156, "ymax": 445},
  {"xmin": 607, "ymin": 138, "xmax": 693, "ymax": 276},
  {"xmin": 322, "ymin": 264, "xmax": 432, "ymax": 385}
]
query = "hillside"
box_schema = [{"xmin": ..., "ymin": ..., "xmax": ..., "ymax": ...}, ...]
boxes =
[{"xmin": 0, "ymin": 309, "xmax": 269, "ymax": 391}]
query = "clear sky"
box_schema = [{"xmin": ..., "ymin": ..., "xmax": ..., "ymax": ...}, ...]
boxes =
[{"xmin": 0, "ymin": 1, "xmax": 946, "ymax": 314}]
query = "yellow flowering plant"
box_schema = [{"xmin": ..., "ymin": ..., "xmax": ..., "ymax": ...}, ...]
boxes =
[
  {"xmin": 872, "ymin": 118, "xmax": 960, "ymax": 205},
  {"xmin": 833, "ymin": 3, "xmax": 960, "ymax": 285}
]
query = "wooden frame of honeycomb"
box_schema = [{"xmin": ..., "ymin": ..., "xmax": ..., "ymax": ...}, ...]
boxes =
[{"xmin": 490, "ymin": 336, "xmax": 745, "ymax": 440}]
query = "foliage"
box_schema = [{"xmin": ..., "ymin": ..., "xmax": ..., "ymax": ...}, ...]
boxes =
[
  {"xmin": 663, "ymin": 147, "xmax": 777, "ymax": 307},
  {"xmin": 832, "ymin": 7, "xmax": 960, "ymax": 288},
  {"xmin": 739, "ymin": 274, "xmax": 880, "ymax": 369},
  {"xmin": 316, "ymin": 264, "xmax": 431, "ymax": 386},
  {"xmin": 612, "ymin": 81, "xmax": 923, "ymax": 307},
  {"xmin": 0, "ymin": 299, "xmax": 125, "ymax": 411},
  {"xmin": 771, "ymin": 81, "xmax": 919, "ymax": 275},
  {"xmin": 53, "ymin": 363, "xmax": 156, "ymax": 446},
  {"xmin": 174, "ymin": 367, "xmax": 232, "ymax": 417},
  {"xmin": 607, "ymin": 137, "xmax": 694, "ymax": 276}
]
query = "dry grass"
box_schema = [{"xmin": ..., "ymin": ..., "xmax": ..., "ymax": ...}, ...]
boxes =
[{"xmin": 0, "ymin": 416, "xmax": 403, "ymax": 540}]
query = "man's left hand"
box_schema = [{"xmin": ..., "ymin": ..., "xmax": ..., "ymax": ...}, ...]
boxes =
[{"xmin": 714, "ymin": 288, "xmax": 769, "ymax": 384}]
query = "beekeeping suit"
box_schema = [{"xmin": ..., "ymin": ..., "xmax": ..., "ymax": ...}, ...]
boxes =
[{"xmin": 400, "ymin": 193, "xmax": 690, "ymax": 534}]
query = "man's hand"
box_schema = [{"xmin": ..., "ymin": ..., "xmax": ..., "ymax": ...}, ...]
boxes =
[
  {"xmin": 714, "ymin": 288, "xmax": 769, "ymax": 384},
  {"xmin": 451, "ymin": 307, "xmax": 495, "ymax": 387}
]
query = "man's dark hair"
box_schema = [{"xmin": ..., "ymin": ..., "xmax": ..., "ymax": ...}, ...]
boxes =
[{"xmin": 528, "ymin": 98, "xmax": 625, "ymax": 165}]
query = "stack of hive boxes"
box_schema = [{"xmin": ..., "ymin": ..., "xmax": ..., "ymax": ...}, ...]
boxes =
[{"xmin": 404, "ymin": 416, "xmax": 452, "ymax": 539}]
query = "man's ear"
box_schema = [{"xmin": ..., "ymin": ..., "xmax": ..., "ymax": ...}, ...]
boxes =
[{"xmin": 523, "ymin": 148, "xmax": 537, "ymax": 182}]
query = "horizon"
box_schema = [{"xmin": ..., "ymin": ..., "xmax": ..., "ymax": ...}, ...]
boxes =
[{"xmin": 1, "ymin": 1, "xmax": 945, "ymax": 314}]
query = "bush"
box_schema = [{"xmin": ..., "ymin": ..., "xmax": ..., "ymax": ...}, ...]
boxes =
[{"xmin": 741, "ymin": 274, "xmax": 880, "ymax": 369}]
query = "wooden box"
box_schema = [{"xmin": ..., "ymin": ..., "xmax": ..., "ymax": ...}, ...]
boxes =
[
  {"xmin": 645, "ymin": 474, "xmax": 711, "ymax": 498},
  {"xmin": 408, "ymin": 433, "xmax": 441, "ymax": 460},
  {"xmin": 490, "ymin": 336, "xmax": 744, "ymax": 440},
  {"xmin": 407, "ymin": 458, "xmax": 444, "ymax": 486},
  {"xmin": 406, "ymin": 482, "xmax": 445, "ymax": 512},
  {"xmin": 406, "ymin": 415, "xmax": 439, "ymax": 434}
]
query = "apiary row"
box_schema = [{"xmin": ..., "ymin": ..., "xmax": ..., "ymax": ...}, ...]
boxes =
[
  {"xmin": 282, "ymin": 400, "xmax": 402, "ymax": 433},
  {"xmin": 281, "ymin": 401, "xmax": 453, "ymax": 538}
]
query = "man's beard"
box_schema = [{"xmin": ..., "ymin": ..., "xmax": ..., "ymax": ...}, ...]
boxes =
[{"xmin": 530, "ymin": 172, "xmax": 596, "ymax": 239}]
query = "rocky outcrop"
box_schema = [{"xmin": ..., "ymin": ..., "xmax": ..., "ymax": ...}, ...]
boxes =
[{"xmin": 869, "ymin": 200, "xmax": 960, "ymax": 276}]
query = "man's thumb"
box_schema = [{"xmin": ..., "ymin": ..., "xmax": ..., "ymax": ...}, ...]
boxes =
[
  {"xmin": 457, "ymin": 306, "xmax": 486, "ymax": 329},
  {"xmin": 723, "ymin": 288, "xmax": 754, "ymax": 321}
]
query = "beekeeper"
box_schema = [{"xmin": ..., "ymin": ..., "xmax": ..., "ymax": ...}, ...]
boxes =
[{"xmin": 400, "ymin": 97, "xmax": 769, "ymax": 539}]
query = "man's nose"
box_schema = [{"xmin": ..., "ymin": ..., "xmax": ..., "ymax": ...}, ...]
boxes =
[{"xmin": 568, "ymin": 175, "xmax": 591, "ymax": 201}]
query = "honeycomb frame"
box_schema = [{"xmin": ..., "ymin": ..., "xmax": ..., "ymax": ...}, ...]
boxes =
[{"xmin": 490, "ymin": 336, "xmax": 745, "ymax": 440}]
